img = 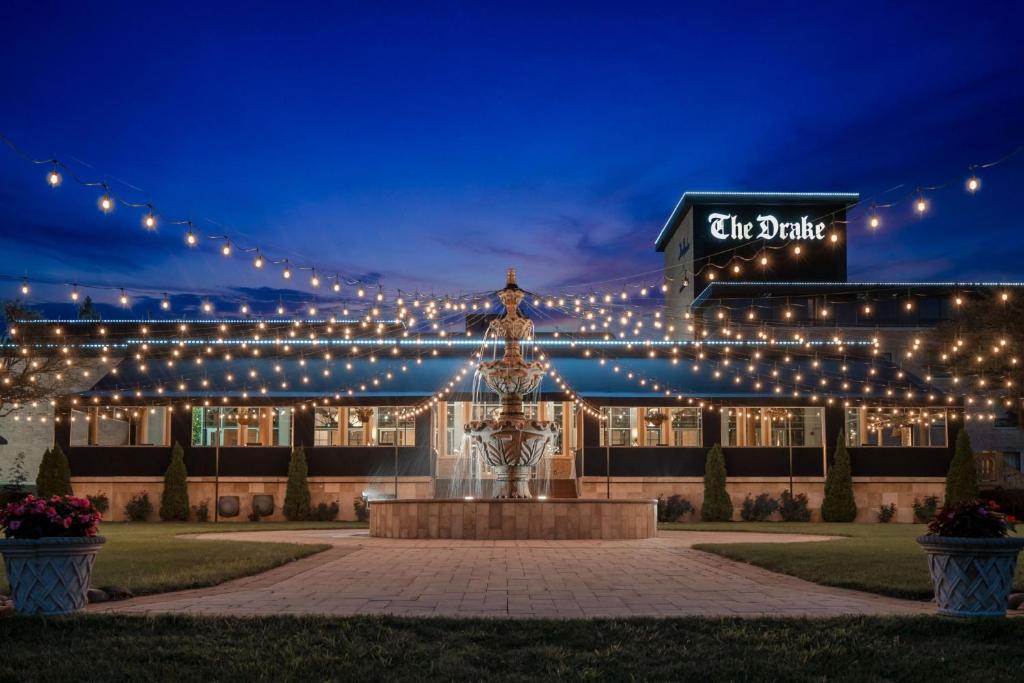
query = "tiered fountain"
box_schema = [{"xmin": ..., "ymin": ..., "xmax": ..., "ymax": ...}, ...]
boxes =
[{"xmin": 369, "ymin": 270, "xmax": 657, "ymax": 539}]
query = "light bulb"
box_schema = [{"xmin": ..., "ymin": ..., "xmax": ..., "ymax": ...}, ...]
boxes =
[
  {"xmin": 333, "ymin": 280, "xmax": 341, "ymax": 292},
  {"xmin": 98, "ymin": 194, "xmax": 113, "ymax": 213},
  {"xmin": 20, "ymin": 279, "xmax": 29, "ymax": 295},
  {"xmin": 241, "ymin": 304, "xmax": 249, "ymax": 314},
  {"xmin": 283, "ymin": 266, "xmax": 292, "ymax": 279},
  {"xmin": 161, "ymin": 295, "xmax": 170, "ymax": 310},
  {"xmin": 221, "ymin": 241, "xmax": 232, "ymax": 256},
  {"xmin": 829, "ymin": 233, "xmax": 838, "ymax": 243},
  {"xmin": 311, "ymin": 272, "xmax": 320, "ymax": 287},
  {"xmin": 143, "ymin": 213, "xmax": 156, "ymax": 230},
  {"xmin": 119, "ymin": 290, "xmax": 129, "ymax": 306},
  {"xmin": 869, "ymin": 214, "xmax": 880, "ymax": 229},
  {"xmin": 915, "ymin": 196, "xmax": 927, "ymax": 214},
  {"xmin": 203, "ymin": 301, "xmax": 213, "ymax": 313},
  {"xmin": 186, "ymin": 230, "xmax": 197, "ymax": 246},
  {"xmin": 253, "ymin": 253, "xmax": 264, "ymax": 268},
  {"xmin": 357, "ymin": 288, "xmax": 365, "ymax": 297},
  {"xmin": 794, "ymin": 245, "xmax": 802, "ymax": 255},
  {"xmin": 47, "ymin": 168, "xmax": 62, "ymax": 187},
  {"xmin": 71, "ymin": 287, "xmax": 80, "ymax": 302},
  {"xmin": 966, "ymin": 175, "xmax": 980, "ymax": 193}
]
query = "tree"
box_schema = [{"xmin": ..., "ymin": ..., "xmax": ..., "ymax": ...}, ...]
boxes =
[
  {"xmin": 77, "ymin": 296, "xmax": 101, "ymax": 320},
  {"xmin": 821, "ymin": 433, "xmax": 857, "ymax": 522},
  {"xmin": 159, "ymin": 442, "xmax": 190, "ymax": 521},
  {"xmin": 283, "ymin": 446, "xmax": 311, "ymax": 521},
  {"xmin": 1, "ymin": 301, "xmax": 82, "ymax": 417},
  {"xmin": 35, "ymin": 444, "xmax": 72, "ymax": 498},
  {"xmin": 701, "ymin": 443, "xmax": 733, "ymax": 521},
  {"xmin": 945, "ymin": 429, "xmax": 979, "ymax": 504}
]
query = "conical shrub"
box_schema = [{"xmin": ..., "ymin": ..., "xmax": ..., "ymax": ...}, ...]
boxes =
[
  {"xmin": 283, "ymin": 446, "xmax": 312, "ymax": 521},
  {"xmin": 36, "ymin": 444, "xmax": 73, "ymax": 498},
  {"xmin": 821, "ymin": 432, "xmax": 857, "ymax": 522},
  {"xmin": 700, "ymin": 443, "xmax": 733, "ymax": 521},
  {"xmin": 159, "ymin": 441, "xmax": 190, "ymax": 521},
  {"xmin": 945, "ymin": 429, "xmax": 979, "ymax": 504}
]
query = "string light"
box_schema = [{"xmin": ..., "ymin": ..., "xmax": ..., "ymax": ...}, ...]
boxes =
[
  {"xmin": 282, "ymin": 263, "xmax": 292, "ymax": 279},
  {"xmin": 186, "ymin": 229, "xmax": 197, "ymax": 246},
  {"xmin": 143, "ymin": 212, "xmax": 156, "ymax": 230},
  {"xmin": 253, "ymin": 252, "xmax": 264, "ymax": 268},
  {"xmin": 46, "ymin": 165, "xmax": 62, "ymax": 187},
  {"xmin": 98, "ymin": 193, "xmax": 113, "ymax": 214},
  {"xmin": 160, "ymin": 294, "xmax": 171, "ymax": 310},
  {"xmin": 914, "ymin": 190, "xmax": 928, "ymax": 215},
  {"xmin": 221, "ymin": 240, "xmax": 232, "ymax": 257},
  {"xmin": 310, "ymin": 270, "xmax": 320, "ymax": 288},
  {"xmin": 20, "ymin": 278, "xmax": 29, "ymax": 295},
  {"xmin": 966, "ymin": 167, "xmax": 981, "ymax": 193}
]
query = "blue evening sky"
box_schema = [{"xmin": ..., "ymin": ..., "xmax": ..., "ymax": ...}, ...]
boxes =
[{"xmin": 1, "ymin": 1, "xmax": 1022, "ymax": 315}]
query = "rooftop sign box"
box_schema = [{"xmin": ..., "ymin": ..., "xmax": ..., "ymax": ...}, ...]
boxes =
[{"xmin": 655, "ymin": 191, "xmax": 859, "ymax": 315}]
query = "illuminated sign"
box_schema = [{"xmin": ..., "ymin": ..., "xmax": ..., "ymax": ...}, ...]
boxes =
[{"xmin": 708, "ymin": 212, "xmax": 827, "ymax": 241}]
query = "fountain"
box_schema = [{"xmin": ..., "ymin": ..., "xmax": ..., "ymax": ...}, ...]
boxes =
[
  {"xmin": 464, "ymin": 269, "xmax": 559, "ymax": 498},
  {"xmin": 368, "ymin": 270, "xmax": 657, "ymax": 540}
]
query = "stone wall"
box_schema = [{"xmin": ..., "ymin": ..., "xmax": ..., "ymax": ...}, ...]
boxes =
[
  {"xmin": 579, "ymin": 476, "xmax": 946, "ymax": 523},
  {"xmin": 70, "ymin": 476, "xmax": 433, "ymax": 522}
]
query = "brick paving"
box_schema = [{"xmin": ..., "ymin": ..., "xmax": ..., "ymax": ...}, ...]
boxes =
[{"xmin": 90, "ymin": 529, "xmax": 935, "ymax": 618}]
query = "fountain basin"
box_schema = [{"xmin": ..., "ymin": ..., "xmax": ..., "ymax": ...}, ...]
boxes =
[{"xmin": 369, "ymin": 498, "xmax": 657, "ymax": 540}]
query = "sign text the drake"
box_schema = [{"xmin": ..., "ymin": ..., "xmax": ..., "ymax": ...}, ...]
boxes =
[{"xmin": 708, "ymin": 212, "xmax": 827, "ymax": 241}]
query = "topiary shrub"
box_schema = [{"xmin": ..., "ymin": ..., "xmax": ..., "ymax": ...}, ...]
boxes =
[
  {"xmin": 283, "ymin": 446, "xmax": 312, "ymax": 521},
  {"xmin": 35, "ymin": 445, "xmax": 73, "ymax": 499},
  {"xmin": 701, "ymin": 444, "xmax": 733, "ymax": 521},
  {"xmin": 657, "ymin": 494, "xmax": 693, "ymax": 523},
  {"xmin": 877, "ymin": 503, "xmax": 897, "ymax": 523},
  {"xmin": 821, "ymin": 432, "xmax": 857, "ymax": 522},
  {"xmin": 779, "ymin": 490, "xmax": 811, "ymax": 522},
  {"xmin": 945, "ymin": 429, "xmax": 979, "ymax": 504},
  {"xmin": 740, "ymin": 493, "xmax": 779, "ymax": 521},
  {"xmin": 313, "ymin": 501, "xmax": 340, "ymax": 521},
  {"xmin": 159, "ymin": 442, "xmax": 190, "ymax": 521},
  {"xmin": 191, "ymin": 499, "xmax": 210, "ymax": 523},
  {"xmin": 124, "ymin": 492, "xmax": 154, "ymax": 521},
  {"xmin": 354, "ymin": 496, "xmax": 370, "ymax": 522},
  {"xmin": 913, "ymin": 495, "xmax": 940, "ymax": 523},
  {"xmin": 86, "ymin": 493, "xmax": 110, "ymax": 514}
]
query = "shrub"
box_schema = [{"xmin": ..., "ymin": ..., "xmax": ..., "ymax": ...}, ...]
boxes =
[
  {"xmin": 657, "ymin": 494, "xmax": 693, "ymax": 523},
  {"xmin": 35, "ymin": 445, "xmax": 72, "ymax": 499},
  {"xmin": 740, "ymin": 493, "xmax": 779, "ymax": 521},
  {"xmin": 354, "ymin": 496, "xmax": 370, "ymax": 522},
  {"xmin": 913, "ymin": 495, "xmax": 940, "ymax": 523},
  {"xmin": 159, "ymin": 442, "xmax": 190, "ymax": 521},
  {"xmin": 877, "ymin": 503, "xmax": 897, "ymax": 523},
  {"xmin": 945, "ymin": 429, "xmax": 979, "ymax": 504},
  {"xmin": 313, "ymin": 501, "xmax": 340, "ymax": 521},
  {"xmin": 980, "ymin": 488, "xmax": 1024, "ymax": 518},
  {"xmin": 87, "ymin": 493, "xmax": 110, "ymax": 514},
  {"xmin": 821, "ymin": 433, "xmax": 857, "ymax": 522},
  {"xmin": 124, "ymin": 492, "xmax": 154, "ymax": 521},
  {"xmin": 779, "ymin": 490, "xmax": 811, "ymax": 522},
  {"xmin": 0, "ymin": 452, "xmax": 32, "ymax": 505},
  {"xmin": 191, "ymin": 500, "xmax": 210, "ymax": 523},
  {"xmin": 283, "ymin": 447, "xmax": 312, "ymax": 521},
  {"xmin": 701, "ymin": 444, "xmax": 732, "ymax": 522},
  {"xmin": 926, "ymin": 499, "xmax": 1016, "ymax": 538}
]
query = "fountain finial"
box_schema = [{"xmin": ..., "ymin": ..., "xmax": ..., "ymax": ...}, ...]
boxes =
[{"xmin": 505, "ymin": 268, "xmax": 517, "ymax": 289}]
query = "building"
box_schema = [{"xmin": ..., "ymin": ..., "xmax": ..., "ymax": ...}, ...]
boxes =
[{"xmin": 2, "ymin": 191, "xmax": 1021, "ymax": 522}]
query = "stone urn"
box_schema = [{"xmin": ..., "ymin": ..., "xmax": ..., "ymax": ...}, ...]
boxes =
[
  {"xmin": 0, "ymin": 536, "xmax": 106, "ymax": 615},
  {"xmin": 917, "ymin": 535, "xmax": 1024, "ymax": 617}
]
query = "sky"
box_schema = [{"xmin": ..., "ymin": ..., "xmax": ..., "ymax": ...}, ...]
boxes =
[{"xmin": 1, "ymin": 1, "xmax": 1023, "ymax": 318}]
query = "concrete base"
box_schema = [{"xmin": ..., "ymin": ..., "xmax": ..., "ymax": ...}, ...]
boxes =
[{"xmin": 369, "ymin": 498, "xmax": 657, "ymax": 540}]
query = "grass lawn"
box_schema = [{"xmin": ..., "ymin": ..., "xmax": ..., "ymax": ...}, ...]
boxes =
[
  {"xmin": 1, "ymin": 615, "xmax": 1023, "ymax": 681},
  {"xmin": 661, "ymin": 522, "xmax": 1024, "ymax": 600},
  {"xmin": 0, "ymin": 521, "xmax": 364, "ymax": 596}
]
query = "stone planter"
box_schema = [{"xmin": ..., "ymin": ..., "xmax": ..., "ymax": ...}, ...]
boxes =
[
  {"xmin": 0, "ymin": 536, "xmax": 106, "ymax": 615},
  {"xmin": 917, "ymin": 535, "xmax": 1024, "ymax": 617}
]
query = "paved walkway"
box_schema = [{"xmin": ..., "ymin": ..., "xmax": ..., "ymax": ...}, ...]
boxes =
[{"xmin": 91, "ymin": 529, "xmax": 934, "ymax": 618}]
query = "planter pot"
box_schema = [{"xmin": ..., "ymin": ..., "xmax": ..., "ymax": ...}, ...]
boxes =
[
  {"xmin": 0, "ymin": 536, "xmax": 106, "ymax": 615},
  {"xmin": 917, "ymin": 535, "xmax": 1024, "ymax": 617}
]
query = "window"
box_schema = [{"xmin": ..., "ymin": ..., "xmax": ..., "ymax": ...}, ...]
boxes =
[
  {"xmin": 190, "ymin": 407, "xmax": 292, "ymax": 447},
  {"xmin": 599, "ymin": 407, "xmax": 702, "ymax": 447},
  {"xmin": 376, "ymin": 407, "xmax": 415, "ymax": 446},
  {"xmin": 446, "ymin": 403, "xmax": 459, "ymax": 455},
  {"xmin": 314, "ymin": 407, "xmax": 340, "ymax": 446},
  {"xmin": 722, "ymin": 407, "xmax": 823, "ymax": 447},
  {"xmin": 70, "ymin": 406, "xmax": 171, "ymax": 446},
  {"xmin": 845, "ymin": 407, "xmax": 947, "ymax": 447}
]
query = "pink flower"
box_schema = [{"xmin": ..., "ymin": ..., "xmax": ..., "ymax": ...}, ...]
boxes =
[{"xmin": 8, "ymin": 521, "xmax": 20, "ymax": 530}]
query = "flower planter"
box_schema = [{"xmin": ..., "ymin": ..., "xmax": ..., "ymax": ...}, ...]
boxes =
[
  {"xmin": 0, "ymin": 536, "xmax": 106, "ymax": 615},
  {"xmin": 917, "ymin": 535, "xmax": 1024, "ymax": 617}
]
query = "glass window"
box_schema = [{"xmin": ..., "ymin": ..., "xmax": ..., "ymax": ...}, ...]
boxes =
[
  {"xmin": 314, "ymin": 407, "xmax": 340, "ymax": 446},
  {"xmin": 552, "ymin": 402, "xmax": 564, "ymax": 453},
  {"xmin": 376, "ymin": 407, "xmax": 415, "ymax": 446},
  {"xmin": 190, "ymin": 407, "xmax": 292, "ymax": 447},
  {"xmin": 70, "ymin": 407, "xmax": 170, "ymax": 446},
  {"xmin": 723, "ymin": 407, "xmax": 823, "ymax": 447},
  {"xmin": 845, "ymin": 407, "xmax": 947, "ymax": 447},
  {"xmin": 446, "ymin": 403, "xmax": 459, "ymax": 455},
  {"xmin": 598, "ymin": 407, "xmax": 701, "ymax": 447}
]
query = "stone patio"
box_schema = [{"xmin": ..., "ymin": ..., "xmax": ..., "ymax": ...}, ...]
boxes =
[{"xmin": 90, "ymin": 529, "xmax": 936, "ymax": 618}]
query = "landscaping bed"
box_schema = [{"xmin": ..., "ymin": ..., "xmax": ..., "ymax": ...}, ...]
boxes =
[
  {"xmin": 0, "ymin": 615, "xmax": 1023, "ymax": 680},
  {"xmin": 661, "ymin": 522, "xmax": 1024, "ymax": 600},
  {"xmin": 0, "ymin": 522, "xmax": 362, "ymax": 597}
]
